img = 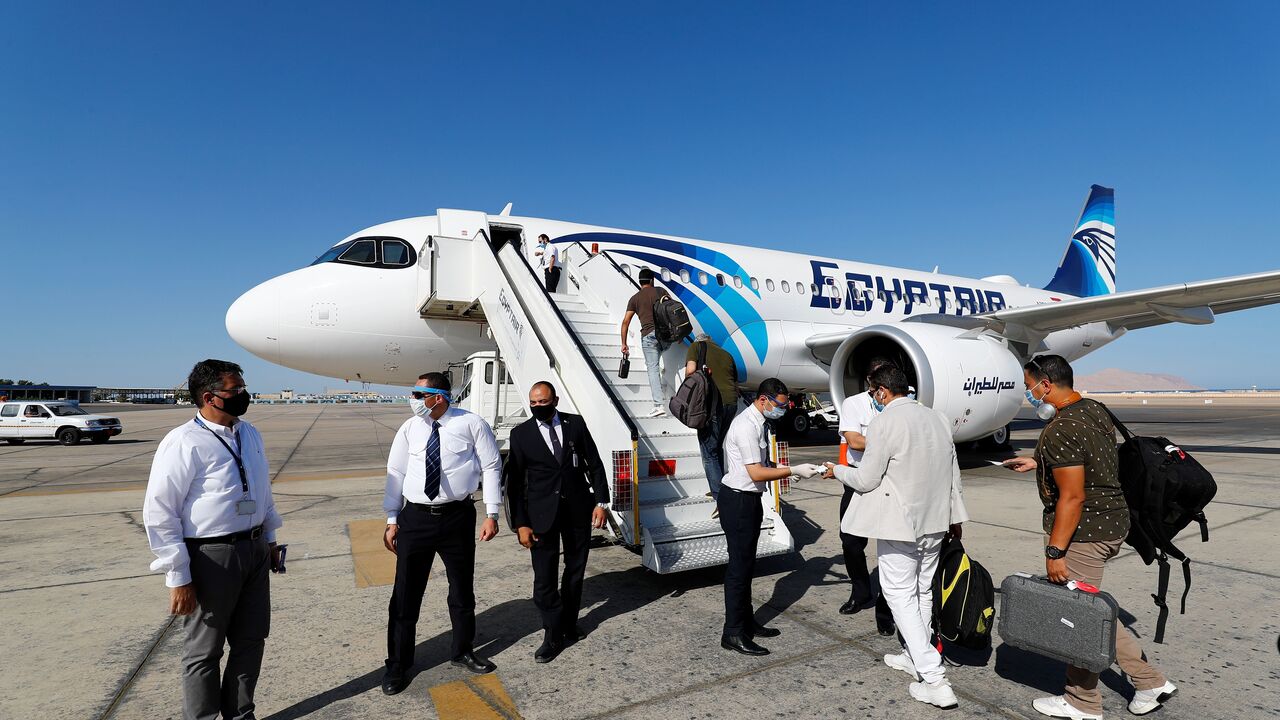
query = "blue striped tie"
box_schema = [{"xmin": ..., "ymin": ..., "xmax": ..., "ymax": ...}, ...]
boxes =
[{"xmin": 424, "ymin": 421, "xmax": 442, "ymax": 500}]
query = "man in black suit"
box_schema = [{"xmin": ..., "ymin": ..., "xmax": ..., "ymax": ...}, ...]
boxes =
[{"xmin": 504, "ymin": 381, "xmax": 610, "ymax": 663}]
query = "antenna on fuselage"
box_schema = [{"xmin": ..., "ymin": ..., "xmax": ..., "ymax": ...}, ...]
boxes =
[{"xmin": 498, "ymin": 203, "xmax": 513, "ymax": 216}]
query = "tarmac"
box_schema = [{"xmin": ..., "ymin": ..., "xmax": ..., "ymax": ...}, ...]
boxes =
[{"xmin": 1, "ymin": 398, "xmax": 1277, "ymax": 720}]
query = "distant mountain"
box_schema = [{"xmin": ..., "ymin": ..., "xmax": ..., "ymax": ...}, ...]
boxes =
[{"xmin": 1076, "ymin": 368, "xmax": 1204, "ymax": 392}]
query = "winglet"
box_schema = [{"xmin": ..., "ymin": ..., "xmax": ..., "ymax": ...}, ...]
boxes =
[
  {"xmin": 1044, "ymin": 185, "xmax": 1116, "ymax": 297},
  {"xmin": 498, "ymin": 203, "xmax": 513, "ymax": 216}
]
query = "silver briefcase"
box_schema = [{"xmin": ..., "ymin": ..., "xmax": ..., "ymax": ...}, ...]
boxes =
[{"xmin": 997, "ymin": 573, "xmax": 1119, "ymax": 673}]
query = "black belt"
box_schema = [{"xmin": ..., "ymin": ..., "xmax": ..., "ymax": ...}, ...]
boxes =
[
  {"xmin": 186, "ymin": 525, "xmax": 264, "ymax": 546},
  {"xmin": 405, "ymin": 499, "xmax": 471, "ymax": 515},
  {"xmin": 722, "ymin": 486, "xmax": 763, "ymax": 496}
]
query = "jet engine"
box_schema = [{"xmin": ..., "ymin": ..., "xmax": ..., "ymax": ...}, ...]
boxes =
[{"xmin": 827, "ymin": 323, "xmax": 1025, "ymax": 443}]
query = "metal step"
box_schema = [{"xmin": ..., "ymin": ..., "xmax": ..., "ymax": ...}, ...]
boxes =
[
  {"xmin": 646, "ymin": 529, "xmax": 792, "ymax": 574},
  {"xmin": 561, "ymin": 309, "xmax": 609, "ymax": 324}
]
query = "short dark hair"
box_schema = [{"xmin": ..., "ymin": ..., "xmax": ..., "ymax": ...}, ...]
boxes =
[
  {"xmin": 756, "ymin": 377, "xmax": 789, "ymax": 400},
  {"xmin": 189, "ymin": 359, "xmax": 243, "ymax": 408},
  {"xmin": 530, "ymin": 380, "xmax": 557, "ymax": 397},
  {"xmin": 868, "ymin": 364, "xmax": 910, "ymax": 396},
  {"xmin": 417, "ymin": 371, "xmax": 451, "ymax": 392},
  {"xmin": 866, "ymin": 356, "xmax": 895, "ymax": 376},
  {"xmin": 537, "ymin": 233, "xmax": 549, "ymax": 241},
  {"xmin": 1025, "ymin": 354, "xmax": 1073, "ymax": 388},
  {"xmin": 638, "ymin": 267, "xmax": 655, "ymax": 285}
]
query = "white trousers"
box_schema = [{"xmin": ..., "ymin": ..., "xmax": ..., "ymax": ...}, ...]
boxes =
[{"xmin": 877, "ymin": 532, "xmax": 946, "ymax": 684}]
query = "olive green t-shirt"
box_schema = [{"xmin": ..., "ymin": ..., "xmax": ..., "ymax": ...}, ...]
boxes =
[
  {"xmin": 685, "ymin": 340, "xmax": 738, "ymax": 405},
  {"xmin": 1033, "ymin": 398, "xmax": 1131, "ymax": 542}
]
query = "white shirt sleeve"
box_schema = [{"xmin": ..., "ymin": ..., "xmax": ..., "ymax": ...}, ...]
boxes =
[
  {"xmin": 473, "ymin": 416, "xmax": 503, "ymax": 514},
  {"xmin": 839, "ymin": 394, "xmax": 873, "ymax": 434},
  {"xmin": 384, "ymin": 422, "xmax": 410, "ymax": 523},
  {"xmin": 143, "ymin": 431, "xmax": 196, "ymax": 588}
]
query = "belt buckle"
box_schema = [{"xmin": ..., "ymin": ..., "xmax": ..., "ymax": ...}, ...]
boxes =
[
  {"xmin": 249, "ymin": 526, "xmax": 263, "ymax": 540},
  {"xmin": 427, "ymin": 504, "xmax": 445, "ymax": 515}
]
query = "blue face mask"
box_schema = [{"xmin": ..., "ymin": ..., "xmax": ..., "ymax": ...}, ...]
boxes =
[
  {"xmin": 870, "ymin": 390, "xmax": 885, "ymax": 413},
  {"xmin": 1025, "ymin": 383, "xmax": 1057, "ymax": 420}
]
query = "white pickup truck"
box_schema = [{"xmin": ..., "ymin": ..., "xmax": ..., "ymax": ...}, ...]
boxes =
[{"xmin": 0, "ymin": 401, "xmax": 124, "ymax": 445}]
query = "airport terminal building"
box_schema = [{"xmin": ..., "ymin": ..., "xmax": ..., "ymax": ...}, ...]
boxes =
[{"xmin": 0, "ymin": 384, "xmax": 95, "ymax": 403}]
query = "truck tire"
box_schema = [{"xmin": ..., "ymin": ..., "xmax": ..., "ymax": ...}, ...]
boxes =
[
  {"xmin": 788, "ymin": 411, "xmax": 810, "ymax": 436},
  {"xmin": 58, "ymin": 427, "xmax": 81, "ymax": 446}
]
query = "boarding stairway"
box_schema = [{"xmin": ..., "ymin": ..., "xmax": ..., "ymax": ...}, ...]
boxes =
[{"xmin": 418, "ymin": 209, "xmax": 793, "ymax": 573}]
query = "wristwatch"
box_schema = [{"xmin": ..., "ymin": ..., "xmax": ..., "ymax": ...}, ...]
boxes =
[
  {"xmin": 1044, "ymin": 545, "xmax": 1065, "ymax": 559},
  {"xmin": 486, "ymin": 513, "xmax": 499, "ymax": 520}
]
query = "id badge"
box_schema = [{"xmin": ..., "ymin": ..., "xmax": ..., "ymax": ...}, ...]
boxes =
[
  {"xmin": 572, "ymin": 451, "xmax": 579, "ymax": 468},
  {"xmin": 236, "ymin": 499, "xmax": 258, "ymax": 516}
]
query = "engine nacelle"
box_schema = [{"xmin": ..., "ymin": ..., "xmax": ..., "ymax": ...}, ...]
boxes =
[{"xmin": 827, "ymin": 323, "xmax": 1025, "ymax": 443}]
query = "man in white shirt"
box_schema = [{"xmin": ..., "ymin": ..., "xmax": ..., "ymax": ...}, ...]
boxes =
[
  {"xmin": 536, "ymin": 234, "xmax": 561, "ymax": 292},
  {"xmin": 381, "ymin": 372, "xmax": 502, "ymax": 695},
  {"xmin": 836, "ymin": 358, "xmax": 895, "ymax": 635},
  {"xmin": 717, "ymin": 378, "xmax": 823, "ymax": 656},
  {"xmin": 143, "ymin": 359, "xmax": 284, "ymax": 720},
  {"xmin": 824, "ymin": 364, "xmax": 969, "ymax": 710}
]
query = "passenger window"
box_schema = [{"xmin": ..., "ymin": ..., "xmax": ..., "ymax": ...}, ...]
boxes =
[
  {"xmin": 698, "ymin": 272, "xmax": 708, "ymax": 285},
  {"xmin": 661, "ymin": 269, "xmax": 671, "ymax": 282},
  {"xmin": 733, "ymin": 276, "xmax": 743, "ymax": 289},
  {"xmin": 765, "ymin": 279, "xmax": 775, "ymax": 291},
  {"xmin": 338, "ymin": 239, "xmax": 377, "ymax": 264},
  {"xmin": 749, "ymin": 277, "xmax": 758, "ymax": 290},
  {"xmin": 381, "ymin": 240, "xmax": 413, "ymax": 267},
  {"xmin": 716, "ymin": 274, "xmax": 725, "ymax": 287},
  {"xmin": 679, "ymin": 269, "xmax": 691, "ymax": 283},
  {"xmin": 0, "ymin": 404, "xmax": 16, "ymax": 417},
  {"xmin": 797, "ymin": 282, "xmax": 806, "ymax": 296},
  {"xmin": 781, "ymin": 280, "xmax": 791, "ymax": 293}
]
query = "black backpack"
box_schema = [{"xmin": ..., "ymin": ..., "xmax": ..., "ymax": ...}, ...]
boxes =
[
  {"xmin": 1100, "ymin": 404, "xmax": 1216, "ymax": 644},
  {"xmin": 932, "ymin": 537, "xmax": 995, "ymax": 650},
  {"xmin": 653, "ymin": 293, "xmax": 692, "ymax": 343},
  {"xmin": 668, "ymin": 342, "xmax": 720, "ymax": 429}
]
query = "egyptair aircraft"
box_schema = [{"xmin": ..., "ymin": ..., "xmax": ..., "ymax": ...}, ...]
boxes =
[{"xmin": 227, "ymin": 185, "xmax": 1278, "ymax": 444}]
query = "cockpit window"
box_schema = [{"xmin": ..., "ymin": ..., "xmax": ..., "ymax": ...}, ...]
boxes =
[
  {"xmin": 381, "ymin": 239, "xmax": 413, "ymax": 267},
  {"xmin": 311, "ymin": 237, "xmax": 417, "ymax": 269},
  {"xmin": 339, "ymin": 240, "xmax": 377, "ymax": 264}
]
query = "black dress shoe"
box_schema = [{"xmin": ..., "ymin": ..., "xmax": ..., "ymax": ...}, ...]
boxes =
[
  {"xmin": 839, "ymin": 596, "xmax": 877, "ymax": 615},
  {"xmin": 749, "ymin": 624, "xmax": 780, "ymax": 638},
  {"xmin": 876, "ymin": 615, "xmax": 896, "ymax": 637},
  {"xmin": 721, "ymin": 634, "xmax": 770, "ymax": 656},
  {"xmin": 381, "ymin": 675, "xmax": 409, "ymax": 696},
  {"xmin": 562, "ymin": 625, "xmax": 587, "ymax": 644},
  {"xmin": 534, "ymin": 639, "xmax": 563, "ymax": 663},
  {"xmin": 450, "ymin": 651, "xmax": 497, "ymax": 674}
]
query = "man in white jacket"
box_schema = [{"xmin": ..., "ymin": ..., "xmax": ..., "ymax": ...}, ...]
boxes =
[{"xmin": 824, "ymin": 364, "xmax": 969, "ymax": 710}]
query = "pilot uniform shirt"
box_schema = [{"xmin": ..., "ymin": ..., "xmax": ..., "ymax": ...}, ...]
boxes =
[
  {"xmin": 838, "ymin": 391, "xmax": 877, "ymax": 466},
  {"xmin": 720, "ymin": 404, "xmax": 770, "ymax": 494},
  {"xmin": 538, "ymin": 243, "xmax": 559, "ymax": 270},
  {"xmin": 1033, "ymin": 398, "xmax": 1130, "ymax": 542},
  {"xmin": 383, "ymin": 406, "xmax": 502, "ymax": 523},
  {"xmin": 143, "ymin": 416, "xmax": 284, "ymax": 587}
]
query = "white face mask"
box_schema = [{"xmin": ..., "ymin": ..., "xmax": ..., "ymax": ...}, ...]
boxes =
[{"xmin": 409, "ymin": 398, "xmax": 429, "ymax": 418}]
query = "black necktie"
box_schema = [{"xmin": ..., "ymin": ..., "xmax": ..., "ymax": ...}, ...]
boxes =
[
  {"xmin": 424, "ymin": 421, "xmax": 442, "ymax": 500},
  {"xmin": 547, "ymin": 421, "xmax": 563, "ymax": 462}
]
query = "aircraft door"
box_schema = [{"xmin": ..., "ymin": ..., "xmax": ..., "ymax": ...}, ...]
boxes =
[{"xmin": 823, "ymin": 276, "xmax": 845, "ymax": 316}]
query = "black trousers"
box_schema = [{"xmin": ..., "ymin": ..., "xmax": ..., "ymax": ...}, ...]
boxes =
[
  {"xmin": 717, "ymin": 487, "xmax": 764, "ymax": 637},
  {"xmin": 385, "ymin": 501, "xmax": 476, "ymax": 677},
  {"xmin": 529, "ymin": 496, "xmax": 592, "ymax": 638},
  {"xmin": 839, "ymin": 486, "xmax": 892, "ymax": 623},
  {"xmin": 544, "ymin": 266, "xmax": 561, "ymax": 292}
]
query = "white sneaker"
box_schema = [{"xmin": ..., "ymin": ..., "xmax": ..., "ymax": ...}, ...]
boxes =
[
  {"xmin": 646, "ymin": 406, "xmax": 666, "ymax": 417},
  {"xmin": 1033, "ymin": 695, "xmax": 1103, "ymax": 719},
  {"xmin": 883, "ymin": 652, "xmax": 919, "ymax": 680},
  {"xmin": 1128, "ymin": 680, "xmax": 1176, "ymax": 715},
  {"xmin": 908, "ymin": 679, "xmax": 958, "ymax": 709}
]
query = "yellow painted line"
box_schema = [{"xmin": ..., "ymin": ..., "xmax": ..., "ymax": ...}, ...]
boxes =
[
  {"xmin": 7, "ymin": 469, "xmax": 383, "ymax": 498},
  {"xmin": 348, "ymin": 518, "xmax": 400, "ymax": 588},
  {"xmin": 429, "ymin": 674, "xmax": 523, "ymax": 720}
]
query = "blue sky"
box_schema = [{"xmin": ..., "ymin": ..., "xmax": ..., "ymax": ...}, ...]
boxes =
[{"xmin": 2, "ymin": 3, "xmax": 1277, "ymax": 391}]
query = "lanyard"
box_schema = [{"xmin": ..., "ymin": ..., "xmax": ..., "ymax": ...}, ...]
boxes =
[{"xmin": 194, "ymin": 417, "xmax": 250, "ymax": 496}]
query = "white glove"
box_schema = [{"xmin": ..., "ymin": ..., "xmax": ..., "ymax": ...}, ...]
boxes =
[{"xmin": 790, "ymin": 463, "xmax": 823, "ymax": 479}]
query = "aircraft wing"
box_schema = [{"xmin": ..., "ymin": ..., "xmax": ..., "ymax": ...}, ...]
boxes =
[{"xmin": 975, "ymin": 269, "xmax": 1280, "ymax": 334}]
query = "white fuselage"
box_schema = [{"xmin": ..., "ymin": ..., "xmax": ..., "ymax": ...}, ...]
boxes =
[{"xmin": 226, "ymin": 214, "xmax": 1108, "ymax": 389}]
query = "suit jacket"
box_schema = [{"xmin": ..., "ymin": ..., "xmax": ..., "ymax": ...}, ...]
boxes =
[
  {"xmin": 834, "ymin": 397, "xmax": 969, "ymax": 542},
  {"xmin": 504, "ymin": 412, "xmax": 610, "ymax": 535}
]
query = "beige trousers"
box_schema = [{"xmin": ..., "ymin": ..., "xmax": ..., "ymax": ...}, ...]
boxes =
[{"xmin": 1052, "ymin": 536, "xmax": 1166, "ymax": 714}]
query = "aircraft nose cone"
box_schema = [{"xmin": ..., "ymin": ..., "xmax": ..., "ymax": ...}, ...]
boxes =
[{"xmin": 226, "ymin": 282, "xmax": 281, "ymax": 364}]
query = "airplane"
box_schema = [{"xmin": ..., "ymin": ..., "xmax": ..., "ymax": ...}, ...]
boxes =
[{"xmin": 226, "ymin": 185, "xmax": 1280, "ymax": 446}]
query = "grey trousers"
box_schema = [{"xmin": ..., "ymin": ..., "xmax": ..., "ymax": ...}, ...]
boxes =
[{"xmin": 182, "ymin": 536, "xmax": 271, "ymax": 720}]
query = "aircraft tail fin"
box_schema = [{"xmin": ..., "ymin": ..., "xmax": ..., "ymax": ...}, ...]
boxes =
[{"xmin": 1044, "ymin": 184, "xmax": 1116, "ymax": 297}]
